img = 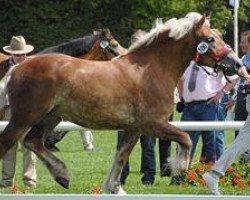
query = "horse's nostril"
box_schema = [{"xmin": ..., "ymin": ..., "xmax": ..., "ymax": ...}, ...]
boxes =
[{"xmin": 235, "ymin": 62, "xmax": 243, "ymax": 69}]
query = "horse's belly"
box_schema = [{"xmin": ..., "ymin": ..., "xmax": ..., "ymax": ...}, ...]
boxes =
[{"xmin": 59, "ymin": 103, "xmax": 136, "ymax": 129}]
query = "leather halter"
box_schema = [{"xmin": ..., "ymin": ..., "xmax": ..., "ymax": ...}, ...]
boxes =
[
  {"xmin": 193, "ymin": 43, "xmax": 231, "ymax": 63},
  {"xmin": 192, "ymin": 41, "xmax": 237, "ymax": 82}
]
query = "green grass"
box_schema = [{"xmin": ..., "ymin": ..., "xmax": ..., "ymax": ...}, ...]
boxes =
[{"xmin": 1, "ymin": 113, "xmax": 250, "ymax": 195}]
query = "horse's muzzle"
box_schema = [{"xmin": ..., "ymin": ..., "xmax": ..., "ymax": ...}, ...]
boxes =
[{"xmin": 215, "ymin": 57, "xmax": 242, "ymax": 76}]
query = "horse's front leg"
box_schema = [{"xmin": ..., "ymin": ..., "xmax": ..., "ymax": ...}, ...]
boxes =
[
  {"xmin": 104, "ymin": 131, "xmax": 140, "ymax": 194},
  {"xmin": 151, "ymin": 121, "xmax": 192, "ymax": 176}
]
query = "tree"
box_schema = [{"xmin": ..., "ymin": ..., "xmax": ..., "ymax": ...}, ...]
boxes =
[{"xmin": 0, "ymin": 0, "xmax": 249, "ymax": 51}]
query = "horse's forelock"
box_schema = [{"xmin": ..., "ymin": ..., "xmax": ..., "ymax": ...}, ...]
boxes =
[
  {"xmin": 128, "ymin": 12, "xmax": 207, "ymax": 53},
  {"xmin": 212, "ymin": 29, "xmax": 223, "ymax": 39}
]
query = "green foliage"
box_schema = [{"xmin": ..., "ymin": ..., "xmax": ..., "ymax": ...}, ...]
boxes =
[{"xmin": 0, "ymin": 0, "xmax": 249, "ymax": 52}]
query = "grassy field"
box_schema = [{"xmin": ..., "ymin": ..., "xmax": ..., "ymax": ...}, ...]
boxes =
[{"xmin": 0, "ymin": 113, "xmax": 250, "ymax": 195}]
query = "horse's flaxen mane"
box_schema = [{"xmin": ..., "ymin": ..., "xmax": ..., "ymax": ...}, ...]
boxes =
[
  {"xmin": 128, "ymin": 12, "xmax": 207, "ymax": 52},
  {"xmin": 37, "ymin": 35, "xmax": 97, "ymax": 57}
]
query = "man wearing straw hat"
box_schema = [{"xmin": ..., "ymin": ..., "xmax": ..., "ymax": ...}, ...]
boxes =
[{"xmin": 0, "ymin": 35, "xmax": 37, "ymax": 188}]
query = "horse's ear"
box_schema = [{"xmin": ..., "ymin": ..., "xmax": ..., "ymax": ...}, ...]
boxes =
[
  {"xmin": 101, "ymin": 29, "xmax": 112, "ymax": 40},
  {"xmin": 93, "ymin": 29, "xmax": 112, "ymax": 39},
  {"xmin": 195, "ymin": 14, "xmax": 210, "ymax": 36},
  {"xmin": 102, "ymin": 29, "xmax": 111, "ymax": 38},
  {"xmin": 204, "ymin": 11, "xmax": 212, "ymax": 21},
  {"xmin": 195, "ymin": 16, "xmax": 206, "ymax": 30},
  {"xmin": 103, "ymin": 29, "xmax": 111, "ymax": 35}
]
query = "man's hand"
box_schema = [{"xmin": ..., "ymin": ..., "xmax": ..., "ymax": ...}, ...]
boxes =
[
  {"xmin": 208, "ymin": 90, "xmax": 224, "ymax": 104},
  {"xmin": 225, "ymin": 99, "xmax": 235, "ymax": 110}
]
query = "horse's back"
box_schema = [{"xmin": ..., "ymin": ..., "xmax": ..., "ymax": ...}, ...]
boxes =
[
  {"xmin": 15, "ymin": 53, "xmax": 138, "ymax": 89},
  {"xmin": 9, "ymin": 53, "xmax": 139, "ymax": 128},
  {"xmin": 0, "ymin": 53, "xmax": 8, "ymax": 62}
]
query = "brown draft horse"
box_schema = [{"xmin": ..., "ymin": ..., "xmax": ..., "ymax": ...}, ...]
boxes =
[
  {"xmin": 0, "ymin": 12, "xmax": 243, "ymax": 194},
  {"xmin": 37, "ymin": 29, "xmax": 126, "ymax": 60}
]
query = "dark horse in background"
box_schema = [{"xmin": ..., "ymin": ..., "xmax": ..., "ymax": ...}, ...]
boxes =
[
  {"xmin": 0, "ymin": 12, "xmax": 243, "ymax": 194},
  {"xmin": 37, "ymin": 29, "xmax": 126, "ymax": 151},
  {"xmin": 37, "ymin": 29, "xmax": 126, "ymax": 60}
]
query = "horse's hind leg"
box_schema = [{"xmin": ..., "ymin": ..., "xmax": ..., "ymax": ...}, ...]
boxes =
[
  {"xmin": 0, "ymin": 121, "xmax": 30, "ymax": 158},
  {"xmin": 23, "ymin": 111, "xmax": 70, "ymax": 189},
  {"xmin": 151, "ymin": 122, "xmax": 192, "ymax": 176},
  {"xmin": 104, "ymin": 131, "xmax": 140, "ymax": 194}
]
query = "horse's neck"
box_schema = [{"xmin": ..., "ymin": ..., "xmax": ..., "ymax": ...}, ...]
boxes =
[
  {"xmin": 80, "ymin": 42, "xmax": 106, "ymax": 61},
  {"xmin": 128, "ymin": 35, "xmax": 197, "ymax": 90},
  {"xmin": 38, "ymin": 35, "xmax": 96, "ymax": 57},
  {"xmin": 148, "ymin": 37, "xmax": 195, "ymax": 83}
]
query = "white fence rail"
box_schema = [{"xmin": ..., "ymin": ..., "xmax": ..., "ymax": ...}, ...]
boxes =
[
  {"xmin": 0, "ymin": 121, "xmax": 245, "ymax": 131},
  {"xmin": 1, "ymin": 194, "xmax": 249, "ymax": 200}
]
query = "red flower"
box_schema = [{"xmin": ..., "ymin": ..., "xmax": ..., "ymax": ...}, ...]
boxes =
[
  {"xmin": 237, "ymin": 181, "xmax": 245, "ymax": 188},
  {"xmin": 92, "ymin": 186, "xmax": 101, "ymax": 194},
  {"xmin": 232, "ymin": 177, "xmax": 239, "ymax": 184},
  {"xmin": 234, "ymin": 173, "xmax": 242, "ymax": 179},
  {"xmin": 184, "ymin": 160, "xmax": 250, "ymax": 188},
  {"xmin": 226, "ymin": 166, "xmax": 236, "ymax": 173},
  {"xmin": 11, "ymin": 184, "xmax": 22, "ymax": 194},
  {"xmin": 195, "ymin": 166, "xmax": 205, "ymax": 173},
  {"xmin": 187, "ymin": 171, "xmax": 197, "ymax": 181}
]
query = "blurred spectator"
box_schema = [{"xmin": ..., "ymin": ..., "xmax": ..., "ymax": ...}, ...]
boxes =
[
  {"xmin": 234, "ymin": 30, "xmax": 250, "ymax": 162},
  {"xmin": 45, "ymin": 129, "xmax": 94, "ymax": 152},
  {"xmin": 178, "ymin": 61, "xmax": 237, "ymax": 163},
  {"xmin": 0, "ymin": 36, "xmax": 37, "ymax": 188}
]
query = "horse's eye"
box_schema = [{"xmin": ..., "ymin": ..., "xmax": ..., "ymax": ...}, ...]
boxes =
[
  {"xmin": 207, "ymin": 37, "xmax": 215, "ymax": 43},
  {"xmin": 111, "ymin": 44, "xmax": 118, "ymax": 48}
]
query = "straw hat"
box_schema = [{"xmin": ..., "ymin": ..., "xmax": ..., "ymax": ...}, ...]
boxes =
[{"xmin": 3, "ymin": 35, "xmax": 34, "ymax": 54}]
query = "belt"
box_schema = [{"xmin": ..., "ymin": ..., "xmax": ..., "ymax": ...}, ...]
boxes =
[
  {"xmin": 237, "ymin": 92, "xmax": 247, "ymax": 96},
  {"xmin": 185, "ymin": 98, "xmax": 212, "ymax": 105}
]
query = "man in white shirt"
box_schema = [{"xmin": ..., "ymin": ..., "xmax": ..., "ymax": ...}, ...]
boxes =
[{"xmin": 178, "ymin": 61, "xmax": 238, "ymax": 165}]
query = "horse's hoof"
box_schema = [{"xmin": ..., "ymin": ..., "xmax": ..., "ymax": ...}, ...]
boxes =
[
  {"xmin": 160, "ymin": 162, "xmax": 171, "ymax": 177},
  {"xmin": 110, "ymin": 186, "xmax": 127, "ymax": 195},
  {"xmin": 55, "ymin": 177, "xmax": 69, "ymax": 189}
]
